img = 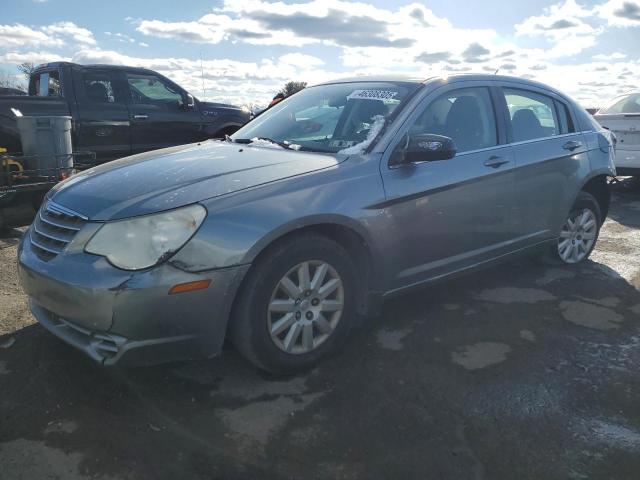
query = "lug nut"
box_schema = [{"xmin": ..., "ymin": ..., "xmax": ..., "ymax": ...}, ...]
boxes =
[
  {"xmin": 311, "ymin": 298, "xmax": 319, "ymax": 306},
  {"xmin": 306, "ymin": 311, "xmax": 313, "ymax": 320},
  {"xmin": 295, "ymin": 311, "xmax": 302, "ymax": 320}
]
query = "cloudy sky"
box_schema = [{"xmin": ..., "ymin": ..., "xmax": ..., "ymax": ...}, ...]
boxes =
[{"xmin": 2, "ymin": 0, "xmax": 640, "ymax": 107}]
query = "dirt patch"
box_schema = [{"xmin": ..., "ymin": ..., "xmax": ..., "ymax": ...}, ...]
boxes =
[
  {"xmin": 376, "ymin": 328, "xmax": 412, "ymax": 351},
  {"xmin": 0, "ymin": 230, "xmax": 32, "ymax": 336},
  {"xmin": 451, "ymin": 342, "xmax": 512, "ymax": 370},
  {"xmin": 560, "ymin": 300, "xmax": 624, "ymax": 330}
]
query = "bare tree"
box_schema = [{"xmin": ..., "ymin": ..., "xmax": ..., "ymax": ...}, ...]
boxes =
[
  {"xmin": 17, "ymin": 62, "xmax": 36, "ymax": 80},
  {"xmin": 0, "ymin": 68, "xmax": 25, "ymax": 90},
  {"xmin": 279, "ymin": 81, "xmax": 307, "ymax": 97}
]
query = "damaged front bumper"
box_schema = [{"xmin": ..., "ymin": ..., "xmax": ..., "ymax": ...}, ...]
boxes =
[{"xmin": 17, "ymin": 231, "xmax": 249, "ymax": 366}]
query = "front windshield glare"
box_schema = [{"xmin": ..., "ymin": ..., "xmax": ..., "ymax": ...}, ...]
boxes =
[{"xmin": 231, "ymin": 82, "xmax": 418, "ymax": 153}]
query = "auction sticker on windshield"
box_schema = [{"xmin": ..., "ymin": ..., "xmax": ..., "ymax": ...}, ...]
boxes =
[{"xmin": 347, "ymin": 90, "xmax": 398, "ymax": 101}]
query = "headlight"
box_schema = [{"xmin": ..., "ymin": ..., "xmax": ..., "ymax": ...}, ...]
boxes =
[{"xmin": 85, "ymin": 204, "xmax": 207, "ymax": 270}]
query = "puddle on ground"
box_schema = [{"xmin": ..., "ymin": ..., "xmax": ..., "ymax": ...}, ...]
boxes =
[
  {"xmin": 376, "ymin": 328, "xmax": 412, "ymax": 351},
  {"xmin": 0, "ymin": 361, "xmax": 9, "ymax": 375},
  {"xmin": 452, "ymin": 342, "xmax": 512, "ymax": 370},
  {"xmin": 475, "ymin": 287, "xmax": 556, "ymax": 304},
  {"xmin": 560, "ymin": 301, "xmax": 624, "ymax": 330},
  {"xmin": 519, "ymin": 330, "xmax": 536, "ymax": 342},
  {"xmin": 443, "ymin": 303, "xmax": 460, "ymax": 311}
]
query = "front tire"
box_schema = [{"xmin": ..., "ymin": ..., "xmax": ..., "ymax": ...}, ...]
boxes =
[
  {"xmin": 549, "ymin": 191, "xmax": 602, "ymax": 264},
  {"xmin": 229, "ymin": 233, "xmax": 358, "ymax": 374}
]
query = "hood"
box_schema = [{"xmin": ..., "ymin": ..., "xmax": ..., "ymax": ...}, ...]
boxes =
[{"xmin": 50, "ymin": 141, "xmax": 340, "ymax": 220}]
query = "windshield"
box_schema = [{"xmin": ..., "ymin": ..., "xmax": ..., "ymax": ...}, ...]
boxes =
[
  {"xmin": 599, "ymin": 93, "xmax": 640, "ymax": 115},
  {"xmin": 231, "ymin": 81, "xmax": 420, "ymax": 153}
]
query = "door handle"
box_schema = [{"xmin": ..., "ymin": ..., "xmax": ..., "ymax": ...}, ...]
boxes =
[
  {"xmin": 483, "ymin": 156, "xmax": 509, "ymax": 169},
  {"xmin": 563, "ymin": 140, "xmax": 582, "ymax": 151},
  {"xmin": 133, "ymin": 114, "xmax": 148, "ymax": 120}
]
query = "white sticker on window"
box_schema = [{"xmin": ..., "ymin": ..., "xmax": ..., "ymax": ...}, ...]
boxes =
[{"xmin": 347, "ymin": 90, "xmax": 398, "ymax": 101}]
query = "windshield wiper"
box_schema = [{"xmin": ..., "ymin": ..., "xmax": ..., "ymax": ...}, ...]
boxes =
[{"xmin": 234, "ymin": 137, "xmax": 295, "ymax": 150}]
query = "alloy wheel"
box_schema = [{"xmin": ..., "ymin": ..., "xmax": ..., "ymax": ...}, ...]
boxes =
[
  {"xmin": 557, "ymin": 208, "xmax": 597, "ymax": 264},
  {"xmin": 267, "ymin": 260, "xmax": 344, "ymax": 354}
]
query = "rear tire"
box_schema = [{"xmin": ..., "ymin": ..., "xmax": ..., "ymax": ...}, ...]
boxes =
[
  {"xmin": 545, "ymin": 191, "xmax": 602, "ymax": 265},
  {"xmin": 229, "ymin": 233, "xmax": 358, "ymax": 374}
]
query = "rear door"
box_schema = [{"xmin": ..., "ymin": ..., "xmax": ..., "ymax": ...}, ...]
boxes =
[
  {"xmin": 125, "ymin": 71, "xmax": 206, "ymax": 154},
  {"xmin": 499, "ymin": 85, "xmax": 588, "ymax": 243},
  {"xmin": 379, "ymin": 83, "xmax": 518, "ymax": 291},
  {"xmin": 74, "ymin": 69, "xmax": 131, "ymax": 162}
]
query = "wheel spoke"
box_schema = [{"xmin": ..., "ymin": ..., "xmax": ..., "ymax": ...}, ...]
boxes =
[
  {"xmin": 318, "ymin": 278, "xmax": 340, "ymax": 299},
  {"xmin": 280, "ymin": 276, "xmax": 301, "ymax": 299},
  {"xmin": 302, "ymin": 323, "xmax": 314, "ymax": 351},
  {"xmin": 283, "ymin": 322, "xmax": 302, "ymax": 351},
  {"xmin": 583, "ymin": 219, "xmax": 596, "ymax": 231},
  {"xmin": 579, "ymin": 210, "xmax": 589, "ymax": 226},
  {"xmin": 559, "ymin": 241, "xmax": 572, "ymax": 261},
  {"xmin": 298, "ymin": 262, "xmax": 311, "ymax": 291},
  {"xmin": 315, "ymin": 314, "xmax": 333, "ymax": 334},
  {"xmin": 269, "ymin": 299, "xmax": 297, "ymax": 313},
  {"xmin": 310, "ymin": 263, "xmax": 328, "ymax": 291},
  {"xmin": 582, "ymin": 231, "xmax": 596, "ymax": 240},
  {"xmin": 320, "ymin": 299, "xmax": 343, "ymax": 312},
  {"xmin": 559, "ymin": 230, "xmax": 572, "ymax": 239},
  {"xmin": 271, "ymin": 313, "xmax": 296, "ymax": 336}
]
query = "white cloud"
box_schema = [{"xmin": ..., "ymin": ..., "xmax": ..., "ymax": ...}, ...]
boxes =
[
  {"xmin": 515, "ymin": 0, "xmax": 601, "ymax": 56},
  {"xmin": 596, "ymin": 0, "xmax": 640, "ymax": 26},
  {"xmin": 0, "ymin": 24, "xmax": 64, "ymax": 49},
  {"xmin": 42, "ymin": 21, "xmax": 96, "ymax": 45},
  {"xmin": 279, "ymin": 53, "xmax": 324, "ymax": 68}
]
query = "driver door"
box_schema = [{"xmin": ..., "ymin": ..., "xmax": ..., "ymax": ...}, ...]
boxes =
[
  {"xmin": 125, "ymin": 71, "xmax": 205, "ymax": 154},
  {"xmin": 379, "ymin": 84, "xmax": 518, "ymax": 292}
]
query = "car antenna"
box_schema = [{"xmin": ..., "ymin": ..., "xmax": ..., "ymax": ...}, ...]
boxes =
[
  {"xmin": 494, "ymin": 68, "xmax": 500, "ymax": 75},
  {"xmin": 200, "ymin": 51, "xmax": 206, "ymax": 99}
]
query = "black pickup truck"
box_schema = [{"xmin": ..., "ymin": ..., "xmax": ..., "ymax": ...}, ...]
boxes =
[{"xmin": 0, "ymin": 62, "xmax": 250, "ymax": 163}]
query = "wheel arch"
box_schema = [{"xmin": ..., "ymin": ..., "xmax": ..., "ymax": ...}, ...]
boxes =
[
  {"xmin": 241, "ymin": 217, "xmax": 380, "ymax": 317},
  {"xmin": 579, "ymin": 173, "xmax": 611, "ymax": 222}
]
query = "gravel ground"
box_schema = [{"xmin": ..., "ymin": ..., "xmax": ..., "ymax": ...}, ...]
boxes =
[{"xmin": 1, "ymin": 180, "xmax": 639, "ymax": 480}]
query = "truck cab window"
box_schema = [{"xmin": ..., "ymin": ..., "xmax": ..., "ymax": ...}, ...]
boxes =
[
  {"xmin": 126, "ymin": 73, "xmax": 183, "ymax": 107},
  {"xmin": 32, "ymin": 71, "xmax": 62, "ymax": 97},
  {"xmin": 83, "ymin": 74, "xmax": 116, "ymax": 103}
]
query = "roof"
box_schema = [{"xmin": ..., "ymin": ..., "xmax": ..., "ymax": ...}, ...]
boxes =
[
  {"xmin": 317, "ymin": 73, "xmax": 571, "ymax": 101},
  {"xmin": 35, "ymin": 61, "xmax": 156, "ymax": 73}
]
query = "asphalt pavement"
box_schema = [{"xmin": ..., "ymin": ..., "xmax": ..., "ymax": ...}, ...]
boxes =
[{"xmin": 1, "ymin": 179, "xmax": 639, "ymax": 480}]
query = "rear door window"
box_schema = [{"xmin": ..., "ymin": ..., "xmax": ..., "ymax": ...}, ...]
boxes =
[
  {"xmin": 410, "ymin": 87, "xmax": 498, "ymax": 153},
  {"xmin": 504, "ymin": 88, "xmax": 559, "ymax": 142},
  {"xmin": 82, "ymin": 72, "xmax": 119, "ymax": 104}
]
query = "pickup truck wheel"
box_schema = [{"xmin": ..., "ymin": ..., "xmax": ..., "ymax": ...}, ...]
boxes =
[
  {"xmin": 230, "ymin": 233, "xmax": 357, "ymax": 374},
  {"xmin": 547, "ymin": 191, "xmax": 602, "ymax": 265}
]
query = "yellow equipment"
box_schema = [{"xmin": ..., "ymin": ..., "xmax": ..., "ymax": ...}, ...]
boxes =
[{"xmin": 0, "ymin": 147, "xmax": 26, "ymax": 178}]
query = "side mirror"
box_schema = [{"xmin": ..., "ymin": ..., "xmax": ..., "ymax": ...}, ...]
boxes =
[
  {"xmin": 179, "ymin": 93, "xmax": 195, "ymax": 110},
  {"xmin": 400, "ymin": 133, "xmax": 456, "ymax": 164}
]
